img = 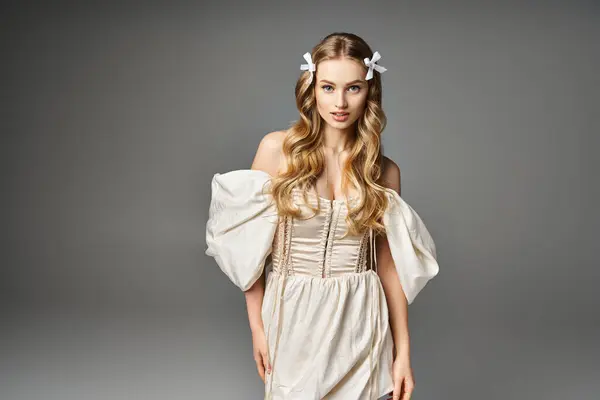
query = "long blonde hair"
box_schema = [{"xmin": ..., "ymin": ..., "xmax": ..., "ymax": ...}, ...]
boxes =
[{"xmin": 267, "ymin": 32, "xmax": 390, "ymax": 238}]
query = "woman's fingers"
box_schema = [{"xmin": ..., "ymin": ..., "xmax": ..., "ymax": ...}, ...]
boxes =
[
  {"xmin": 255, "ymin": 348, "xmax": 272, "ymax": 384},
  {"xmin": 401, "ymin": 379, "xmax": 414, "ymax": 400},
  {"xmin": 385, "ymin": 377, "xmax": 415, "ymax": 400},
  {"xmin": 262, "ymin": 349, "xmax": 272, "ymax": 375},
  {"xmin": 392, "ymin": 377, "xmax": 403, "ymax": 399},
  {"xmin": 254, "ymin": 354, "xmax": 265, "ymax": 382}
]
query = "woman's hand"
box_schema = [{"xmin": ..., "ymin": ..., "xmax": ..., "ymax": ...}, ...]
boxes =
[
  {"xmin": 386, "ymin": 355, "xmax": 415, "ymax": 400},
  {"xmin": 251, "ymin": 327, "xmax": 271, "ymax": 383}
]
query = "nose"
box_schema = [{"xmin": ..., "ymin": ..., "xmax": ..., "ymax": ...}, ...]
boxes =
[{"xmin": 335, "ymin": 91, "xmax": 348, "ymax": 109}]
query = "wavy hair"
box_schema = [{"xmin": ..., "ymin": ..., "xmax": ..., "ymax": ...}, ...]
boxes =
[{"xmin": 267, "ymin": 32, "xmax": 390, "ymax": 238}]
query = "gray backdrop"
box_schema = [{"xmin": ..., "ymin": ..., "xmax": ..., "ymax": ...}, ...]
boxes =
[{"xmin": 2, "ymin": 1, "xmax": 599, "ymax": 399}]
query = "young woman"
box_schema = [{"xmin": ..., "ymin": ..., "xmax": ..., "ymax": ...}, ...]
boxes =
[{"xmin": 205, "ymin": 32, "xmax": 440, "ymax": 400}]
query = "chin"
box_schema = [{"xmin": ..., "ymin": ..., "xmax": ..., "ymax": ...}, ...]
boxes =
[{"xmin": 331, "ymin": 118, "xmax": 356, "ymax": 126}]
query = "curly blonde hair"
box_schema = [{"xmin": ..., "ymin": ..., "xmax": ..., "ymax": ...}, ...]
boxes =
[{"xmin": 267, "ymin": 32, "xmax": 390, "ymax": 238}]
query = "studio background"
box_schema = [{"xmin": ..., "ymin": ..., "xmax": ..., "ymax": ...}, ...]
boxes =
[{"xmin": 2, "ymin": 1, "xmax": 598, "ymax": 399}]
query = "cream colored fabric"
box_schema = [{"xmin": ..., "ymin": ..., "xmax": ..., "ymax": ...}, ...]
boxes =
[{"xmin": 205, "ymin": 169, "xmax": 439, "ymax": 399}]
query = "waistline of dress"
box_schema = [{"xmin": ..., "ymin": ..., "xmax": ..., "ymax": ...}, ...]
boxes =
[{"xmin": 267, "ymin": 268, "xmax": 379, "ymax": 281}]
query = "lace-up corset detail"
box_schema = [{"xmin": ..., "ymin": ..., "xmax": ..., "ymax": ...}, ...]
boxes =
[{"xmin": 270, "ymin": 189, "xmax": 372, "ymax": 277}]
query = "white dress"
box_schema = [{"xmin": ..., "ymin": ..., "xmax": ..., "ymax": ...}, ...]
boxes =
[{"xmin": 205, "ymin": 169, "xmax": 439, "ymax": 400}]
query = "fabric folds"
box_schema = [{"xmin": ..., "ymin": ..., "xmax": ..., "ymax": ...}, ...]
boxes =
[
  {"xmin": 382, "ymin": 188, "xmax": 439, "ymax": 304},
  {"xmin": 205, "ymin": 169, "xmax": 278, "ymax": 291},
  {"xmin": 204, "ymin": 169, "xmax": 440, "ymax": 399}
]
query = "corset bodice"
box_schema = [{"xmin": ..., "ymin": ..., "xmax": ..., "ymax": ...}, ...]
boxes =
[{"xmin": 271, "ymin": 188, "xmax": 374, "ymax": 277}]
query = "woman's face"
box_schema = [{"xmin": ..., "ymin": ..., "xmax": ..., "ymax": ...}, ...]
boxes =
[{"xmin": 315, "ymin": 58, "xmax": 368, "ymax": 129}]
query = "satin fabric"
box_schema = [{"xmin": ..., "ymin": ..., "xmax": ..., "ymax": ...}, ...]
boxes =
[{"xmin": 205, "ymin": 169, "xmax": 439, "ymax": 399}]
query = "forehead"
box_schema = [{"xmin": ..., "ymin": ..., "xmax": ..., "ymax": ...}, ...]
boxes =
[{"xmin": 316, "ymin": 58, "xmax": 365, "ymax": 83}]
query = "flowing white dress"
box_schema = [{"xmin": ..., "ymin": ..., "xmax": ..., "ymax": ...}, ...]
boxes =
[{"xmin": 205, "ymin": 169, "xmax": 439, "ymax": 400}]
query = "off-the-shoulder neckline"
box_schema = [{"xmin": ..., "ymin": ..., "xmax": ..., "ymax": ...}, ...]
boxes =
[
  {"xmin": 292, "ymin": 187, "xmax": 357, "ymax": 204},
  {"xmin": 218, "ymin": 168, "xmax": 400, "ymax": 202}
]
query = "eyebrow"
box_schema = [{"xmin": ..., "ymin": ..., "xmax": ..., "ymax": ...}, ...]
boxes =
[{"xmin": 319, "ymin": 79, "xmax": 365, "ymax": 86}]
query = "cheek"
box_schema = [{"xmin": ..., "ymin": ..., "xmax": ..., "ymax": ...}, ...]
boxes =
[
  {"xmin": 316, "ymin": 92, "xmax": 334, "ymax": 109},
  {"xmin": 351, "ymin": 93, "xmax": 368, "ymax": 110},
  {"xmin": 316, "ymin": 94, "xmax": 335, "ymax": 119}
]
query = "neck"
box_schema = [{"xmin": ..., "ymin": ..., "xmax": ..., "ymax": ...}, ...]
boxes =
[{"xmin": 321, "ymin": 123, "xmax": 355, "ymax": 153}]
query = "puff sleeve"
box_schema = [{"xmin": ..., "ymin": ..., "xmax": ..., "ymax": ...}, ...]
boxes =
[
  {"xmin": 205, "ymin": 169, "xmax": 279, "ymax": 291},
  {"xmin": 382, "ymin": 189, "xmax": 440, "ymax": 304}
]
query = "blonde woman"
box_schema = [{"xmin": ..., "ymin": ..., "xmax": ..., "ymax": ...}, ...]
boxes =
[{"xmin": 206, "ymin": 32, "xmax": 439, "ymax": 400}]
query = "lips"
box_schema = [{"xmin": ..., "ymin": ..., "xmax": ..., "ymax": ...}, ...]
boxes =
[
  {"xmin": 331, "ymin": 112, "xmax": 350, "ymax": 122},
  {"xmin": 331, "ymin": 112, "xmax": 349, "ymax": 116}
]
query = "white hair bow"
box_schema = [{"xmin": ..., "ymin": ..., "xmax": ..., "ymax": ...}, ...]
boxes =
[
  {"xmin": 364, "ymin": 51, "xmax": 387, "ymax": 80},
  {"xmin": 300, "ymin": 52, "xmax": 316, "ymax": 83}
]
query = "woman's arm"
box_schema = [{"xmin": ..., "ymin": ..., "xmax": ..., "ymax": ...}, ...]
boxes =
[
  {"xmin": 377, "ymin": 157, "xmax": 419, "ymax": 398},
  {"xmin": 244, "ymin": 131, "xmax": 286, "ymax": 333},
  {"xmin": 244, "ymin": 272, "xmax": 267, "ymax": 333},
  {"xmin": 376, "ymin": 157, "xmax": 411, "ymax": 360}
]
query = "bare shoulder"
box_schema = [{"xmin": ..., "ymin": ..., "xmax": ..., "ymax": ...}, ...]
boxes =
[
  {"xmin": 250, "ymin": 130, "xmax": 287, "ymax": 177},
  {"xmin": 380, "ymin": 155, "xmax": 401, "ymax": 196}
]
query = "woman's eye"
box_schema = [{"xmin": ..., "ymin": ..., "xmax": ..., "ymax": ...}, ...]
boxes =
[{"xmin": 321, "ymin": 85, "xmax": 360, "ymax": 93}]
